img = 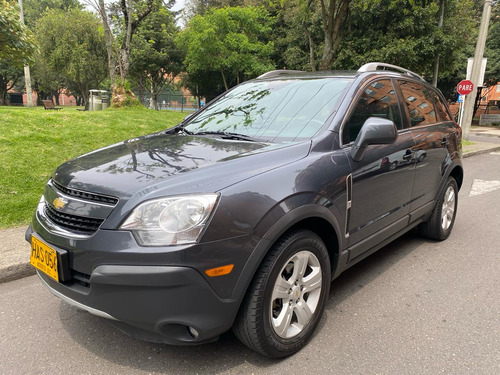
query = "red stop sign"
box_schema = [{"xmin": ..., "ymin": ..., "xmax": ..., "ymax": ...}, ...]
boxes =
[{"xmin": 457, "ymin": 80, "xmax": 474, "ymax": 95}]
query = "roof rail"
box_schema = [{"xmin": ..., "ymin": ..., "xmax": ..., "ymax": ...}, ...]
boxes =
[
  {"xmin": 358, "ymin": 62, "xmax": 424, "ymax": 81},
  {"xmin": 257, "ymin": 70, "xmax": 305, "ymax": 79}
]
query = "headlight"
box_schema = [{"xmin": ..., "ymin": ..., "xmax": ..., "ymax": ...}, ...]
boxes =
[{"xmin": 120, "ymin": 194, "xmax": 219, "ymax": 246}]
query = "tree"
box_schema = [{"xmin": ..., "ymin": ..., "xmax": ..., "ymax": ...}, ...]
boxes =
[
  {"xmin": 334, "ymin": 0, "xmax": 475, "ymax": 80},
  {"xmin": 129, "ymin": 6, "xmax": 184, "ymax": 110},
  {"xmin": 0, "ymin": 62, "xmax": 23, "ymax": 105},
  {"xmin": 23, "ymin": 0, "xmax": 82, "ymax": 27},
  {"xmin": 177, "ymin": 6, "xmax": 275, "ymax": 92},
  {"xmin": 317, "ymin": 0, "xmax": 351, "ymax": 70},
  {"xmin": 35, "ymin": 8, "xmax": 108, "ymax": 105},
  {"xmin": 84, "ymin": 0, "xmax": 160, "ymax": 91},
  {"xmin": 0, "ymin": 0, "xmax": 36, "ymax": 66},
  {"xmin": 484, "ymin": 3, "xmax": 500, "ymax": 86}
]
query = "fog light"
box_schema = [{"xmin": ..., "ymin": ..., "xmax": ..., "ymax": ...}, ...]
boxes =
[{"xmin": 188, "ymin": 326, "xmax": 199, "ymax": 339}]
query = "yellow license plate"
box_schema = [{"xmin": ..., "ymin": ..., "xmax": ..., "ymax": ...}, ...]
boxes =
[{"xmin": 30, "ymin": 236, "xmax": 59, "ymax": 282}]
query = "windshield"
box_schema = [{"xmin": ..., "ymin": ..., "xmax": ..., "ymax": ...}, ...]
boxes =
[{"xmin": 184, "ymin": 78, "xmax": 351, "ymax": 143}]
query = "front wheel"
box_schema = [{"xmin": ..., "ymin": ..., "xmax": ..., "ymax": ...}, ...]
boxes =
[
  {"xmin": 233, "ymin": 230, "xmax": 331, "ymax": 358},
  {"xmin": 420, "ymin": 176, "xmax": 458, "ymax": 240}
]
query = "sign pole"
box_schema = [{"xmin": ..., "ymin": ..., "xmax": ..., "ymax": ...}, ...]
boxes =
[{"xmin": 460, "ymin": 0, "xmax": 492, "ymax": 140}]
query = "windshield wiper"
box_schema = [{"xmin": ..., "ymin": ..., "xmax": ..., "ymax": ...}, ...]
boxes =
[
  {"xmin": 166, "ymin": 123, "xmax": 192, "ymax": 135},
  {"xmin": 194, "ymin": 131, "xmax": 259, "ymax": 142}
]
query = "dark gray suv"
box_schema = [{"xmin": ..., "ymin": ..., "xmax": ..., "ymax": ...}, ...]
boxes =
[{"xmin": 28, "ymin": 63, "xmax": 463, "ymax": 358}]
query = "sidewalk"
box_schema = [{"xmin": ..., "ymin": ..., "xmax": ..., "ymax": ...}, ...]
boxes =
[{"xmin": 2, "ymin": 127, "xmax": 500, "ymax": 284}]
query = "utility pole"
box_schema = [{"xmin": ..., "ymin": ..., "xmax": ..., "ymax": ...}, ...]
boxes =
[
  {"xmin": 18, "ymin": 0, "xmax": 34, "ymax": 107},
  {"xmin": 461, "ymin": 0, "xmax": 492, "ymax": 140}
]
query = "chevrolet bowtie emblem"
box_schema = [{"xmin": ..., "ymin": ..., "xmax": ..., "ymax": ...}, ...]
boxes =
[{"xmin": 53, "ymin": 197, "xmax": 68, "ymax": 210}]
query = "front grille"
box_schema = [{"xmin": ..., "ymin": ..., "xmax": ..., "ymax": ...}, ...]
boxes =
[
  {"xmin": 71, "ymin": 269, "xmax": 91, "ymax": 288},
  {"xmin": 52, "ymin": 180, "xmax": 118, "ymax": 205},
  {"xmin": 44, "ymin": 203, "xmax": 104, "ymax": 234}
]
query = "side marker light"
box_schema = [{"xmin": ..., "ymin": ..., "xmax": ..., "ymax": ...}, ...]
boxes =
[{"xmin": 204, "ymin": 264, "xmax": 234, "ymax": 277}]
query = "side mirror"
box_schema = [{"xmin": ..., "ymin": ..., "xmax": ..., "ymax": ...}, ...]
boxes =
[{"xmin": 350, "ymin": 117, "xmax": 397, "ymax": 162}]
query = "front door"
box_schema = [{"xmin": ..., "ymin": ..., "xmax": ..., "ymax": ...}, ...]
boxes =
[{"xmin": 341, "ymin": 79, "xmax": 416, "ymax": 259}]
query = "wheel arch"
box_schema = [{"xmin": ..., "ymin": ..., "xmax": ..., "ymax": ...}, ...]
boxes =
[
  {"xmin": 449, "ymin": 164, "xmax": 464, "ymax": 191},
  {"xmin": 231, "ymin": 203, "xmax": 344, "ymax": 308}
]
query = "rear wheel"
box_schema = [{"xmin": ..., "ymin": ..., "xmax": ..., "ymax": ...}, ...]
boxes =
[
  {"xmin": 420, "ymin": 176, "xmax": 458, "ymax": 240},
  {"xmin": 233, "ymin": 229, "xmax": 331, "ymax": 358}
]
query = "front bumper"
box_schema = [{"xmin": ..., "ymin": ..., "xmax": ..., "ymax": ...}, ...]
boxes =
[
  {"xmin": 35, "ymin": 263, "xmax": 239, "ymax": 344},
  {"xmin": 27, "ymin": 222, "xmax": 252, "ymax": 344}
]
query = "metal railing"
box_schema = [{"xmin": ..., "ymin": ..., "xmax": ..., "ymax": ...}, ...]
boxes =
[{"xmin": 138, "ymin": 94, "xmax": 202, "ymax": 112}]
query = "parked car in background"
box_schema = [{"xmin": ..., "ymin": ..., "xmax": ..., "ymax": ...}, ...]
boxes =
[{"xmin": 28, "ymin": 63, "xmax": 462, "ymax": 358}]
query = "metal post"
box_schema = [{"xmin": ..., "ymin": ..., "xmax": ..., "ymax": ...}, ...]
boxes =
[
  {"xmin": 461, "ymin": 0, "xmax": 492, "ymax": 140},
  {"xmin": 18, "ymin": 0, "xmax": 34, "ymax": 107}
]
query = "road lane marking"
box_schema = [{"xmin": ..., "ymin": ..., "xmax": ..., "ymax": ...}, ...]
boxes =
[{"xmin": 469, "ymin": 179, "xmax": 500, "ymax": 196}]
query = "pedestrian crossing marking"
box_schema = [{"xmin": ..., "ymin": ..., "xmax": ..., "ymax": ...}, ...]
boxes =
[{"xmin": 470, "ymin": 179, "xmax": 500, "ymax": 196}]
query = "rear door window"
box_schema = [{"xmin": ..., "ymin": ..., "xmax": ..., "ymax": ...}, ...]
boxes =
[
  {"xmin": 399, "ymin": 81, "xmax": 437, "ymax": 127},
  {"xmin": 429, "ymin": 90, "xmax": 453, "ymax": 122}
]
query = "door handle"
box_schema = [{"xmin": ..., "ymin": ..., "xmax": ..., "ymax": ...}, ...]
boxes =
[
  {"xmin": 441, "ymin": 138, "xmax": 449, "ymax": 146},
  {"xmin": 402, "ymin": 150, "xmax": 413, "ymax": 160}
]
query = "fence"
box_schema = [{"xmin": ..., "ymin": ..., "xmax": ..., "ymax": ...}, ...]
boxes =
[{"xmin": 138, "ymin": 93, "xmax": 202, "ymax": 112}]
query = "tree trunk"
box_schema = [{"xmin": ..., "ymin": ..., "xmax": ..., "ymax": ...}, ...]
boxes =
[
  {"xmin": 0, "ymin": 74, "xmax": 19, "ymax": 105},
  {"xmin": 221, "ymin": 70, "xmax": 228, "ymax": 91},
  {"xmin": 0, "ymin": 88, "xmax": 7, "ymax": 105},
  {"xmin": 98, "ymin": 0, "xmax": 117, "ymax": 85},
  {"xmin": 318, "ymin": 0, "xmax": 350, "ymax": 71},
  {"xmin": 304, "ymin": 26, "xmax": 316, "ymax": 71},
  {"xmin": 432, "ymin": 0, "xmax": 446, "ymax": 87}
]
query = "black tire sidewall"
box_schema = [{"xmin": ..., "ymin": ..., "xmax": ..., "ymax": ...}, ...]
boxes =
[
  {"xmin": 259, "ymin": 231, "xmax": 331, "ymax": 356},
  {"xmin": 436, "ymin": 177, "xmax": 459, "ymax": 240}
]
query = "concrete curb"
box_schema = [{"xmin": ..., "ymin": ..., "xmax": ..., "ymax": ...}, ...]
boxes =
[
  {"xmin": 0, "ymin": 226, "xmax": 34, "ymax": 284},
  {"xmin": 0, "ymin": 262, "xmax": 36, "ymax": 284},
  {"xmin": 463, "ymin": 145, "xmax": 500, "ymax": 158}
]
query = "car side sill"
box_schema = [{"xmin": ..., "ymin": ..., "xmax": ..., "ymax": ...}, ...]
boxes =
[{"xmin": 346, "ymin": 217, "xmax": 425, "ymax": 269}]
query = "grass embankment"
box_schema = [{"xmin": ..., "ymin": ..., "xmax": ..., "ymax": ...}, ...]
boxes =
[{"xmin": 0, "ymin": 106, "xmax": 186, "ymax": 228}]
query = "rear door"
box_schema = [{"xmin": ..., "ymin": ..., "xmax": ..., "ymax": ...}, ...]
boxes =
[
  {"xmin": 341, "ymin": 78, "xmax": 416, "ymax": 259},
  {"xmin": 396, "ymin": 80, "xmax": 459, "ymax": 216}
]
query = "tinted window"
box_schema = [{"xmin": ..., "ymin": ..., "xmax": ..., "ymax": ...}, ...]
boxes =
[
  {"xmin": 429, "ymin": 90, "xmax": 452, "ymax": 122},
  {"xmin": 185, "ymin": 78, "xmax": 351, "ymax": 142},
  {"xmin": 399, "ymin": 81, "xmax": 437, "ymax": 126},
  {"xmin": 342, "ymin": 79, "xmax": 402, "ymax": 145}
]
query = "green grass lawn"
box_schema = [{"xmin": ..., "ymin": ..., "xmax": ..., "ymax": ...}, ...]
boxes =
[{"xmin": 0, "ymin": 106, "xmax": 186, "ymax": 228}]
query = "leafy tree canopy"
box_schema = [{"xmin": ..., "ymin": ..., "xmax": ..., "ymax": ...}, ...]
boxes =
[
  {"xmin": 35, "ymin": 8, "xmax": 108, "ymax": 104},
  {"xmin": 0, "ymin": 0, "xmax": 36, "ymax": 66},
  {"xmin": 129, "ymin": 5, "xmax": 184, "ymax": 109},
  {"xmin": 484, "ymin": 4, "xmax": 500, "ymax": 85},
  {"xmin": 335, "ymin": 0, "xmax": 476, "ymax": 80},
  {"xmin": 23, "ymin": 0, "xmax": 82, "ymax": 28},
  {"xmin": 177, "ymin": 6, "xmax": 275, "ymax": 94}
]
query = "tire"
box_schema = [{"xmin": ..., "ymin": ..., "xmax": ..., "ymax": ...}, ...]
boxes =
[
  {"xmin": 420, "ymin": 176, "xmax": 458, "ymax": 241},
  {"xmin": 233, "ymin": 229, "xmax": 331, "ymax": 358}
]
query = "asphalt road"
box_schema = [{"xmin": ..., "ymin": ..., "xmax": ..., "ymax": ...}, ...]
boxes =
[{"xmin": 1, "ymin": 153, "xmax": 499, "ymax": 375}]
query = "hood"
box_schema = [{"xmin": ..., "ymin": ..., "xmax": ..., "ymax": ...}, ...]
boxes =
[{"xmin": 53, "ymin": 132, "xmax": 310, "ymax": 198}]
